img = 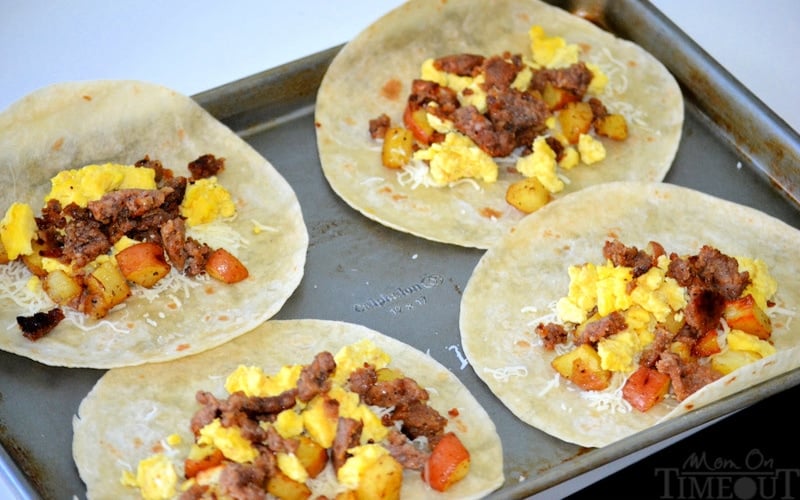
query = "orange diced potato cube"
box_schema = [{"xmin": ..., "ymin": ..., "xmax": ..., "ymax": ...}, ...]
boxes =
[
  {"xmin": 205, "ymin": 248, "xmax": 249, "ymax": 284},
  {"xmin": 424, "ymin": 432, "xmax": 471, "ymax": 492},
  {"xmin": 381, "ymin": 127, "xmax": 414, "ymax": 169},
  {"xmin": 558, "ymin": 101, "xmax": 593, "ymax": 144},
  {"xmin": 21, "ymin": 239, "xmax": 47, "ymax": 277},
  {"xmin": 266, "ymin": 470, "xmax": 311, "ymax": 500},
  {"xmin": 357, "ymin": 453, "xmax": 403, "ymax": 500},
  {"xmin": 722, "ymin": 294, "xmax": 772, "ymax": 340},
  {"xmin": 403, "ymin": 105, "xmax": 436, "ymax": 145},
  {"xmin": 551, "ymin": 344, "xmax": 611, "ymax": 391},
  {"xmin": 693, "ymin": 330, "xmax": 722, "ymax": 358},
  {"xmin": 542, "ymin": 83, "xmax": 579, "ymax": 111},
  {"xmin": 83, "ymin": 260, "xmax": 131, "ymax": 318},
  {"xmin": 43, "ymin": 269, "xmax": 82, "ymax": 306},
  {"xmin": 505, "ymin": 177, "xmax": 551, "ymax": 213},
  {"xmin": 594, "ymin": 113, "xmax": 628, "ymax": 140},
  {"xmin": 295, "ymin": 436, "xmax": 327, "ymax": 479},
  {"xmin": 622, "ymin": 366, "xmax": 671, "ymax": 412},
  {"xmin": 115, "ymin": 242, "xmax": 171, "ymax": 288}
]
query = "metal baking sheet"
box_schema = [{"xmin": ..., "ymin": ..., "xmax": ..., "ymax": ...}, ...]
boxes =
[{"xmin": 2, "ymin": 0, "xmax": 799, "ymax": 498}]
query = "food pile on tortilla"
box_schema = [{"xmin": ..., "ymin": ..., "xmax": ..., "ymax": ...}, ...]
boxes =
[
  {"xmin": 0, "ymin": 80, "xmax": 308, "ymax": 368},
  {"xmin": 316, "ymin": 0, "xmax": 683, "ymax": 248},
  {"xmin": 460, "ymin": 182, "xmax": 800, "ymax": 447},
  {"xmin": 73, "ymin": 319, "xmax": 505, "ymax": 499}
]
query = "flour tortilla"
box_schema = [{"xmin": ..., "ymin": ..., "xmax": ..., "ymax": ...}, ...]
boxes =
[
  {"xmin": 0, "ymin": 80, "xmax": 308, "ymax": 368},
  {"xmin": 316, "ymin": 0, "xmax": 684, "ymax": 249},
  {"xmin": 73, "ymin": 319, "xmax": 505, "ymax": 499},
  {"xmin": 460, "ymin": 182, "xmax": 800, "ymax": 447}
]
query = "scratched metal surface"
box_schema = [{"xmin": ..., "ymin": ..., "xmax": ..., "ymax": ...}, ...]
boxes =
[{"xmin": 2, "ymin": 1, "xmax": 800, "ymax": 498}]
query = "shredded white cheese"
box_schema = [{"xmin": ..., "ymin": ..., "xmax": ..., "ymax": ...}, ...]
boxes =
[{"xmin": 484, "ymin": 365, "xmax": 529, "ymax": 382}]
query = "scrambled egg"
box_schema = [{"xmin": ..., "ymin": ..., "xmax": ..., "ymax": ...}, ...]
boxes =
[
  {"xmin": 337, "ymin": 444, "xmax": 391, "ymax": 489},
  {"xmin": 399, "ymin": 25, "xmax": 622, "ymax": 198},
  {"xmin": 557, "ymin": 254, "xmax": 688, "ymax": 372},
  {"xmin": 121, "ymin": 453, "xmax": 178, "ymax": 500},
  {"xmin": 46, "ymin": 163, "xmax": 157, "ymax": 207},
  {"xmin": 420, "ymin": 59, "xmax": 488, "ymax": 112},
  {"xmin": 529, "ymin": 25, "xmax": 580, "ymax": 68},
  {"xmin": 125, "ymin": 340, "xmax": 446, "ymax": 498},
  {"xmin": 577, "ymin": 134, "xmax": 607, "ymax": 164},
  {"xmin": 180, "ymin": 176, "xmax": 236, "ymax": 227},
  {"xmin": 0, "ymin": 202, "xmax": 36, "ymax": 259},
  {"xmin": 516, "ymin": 137, "xmax": 564, "ymax": 193},
  {"xmin": 555, "ymin": 247, "xmax": 781, "ymax": 378},
  {"xmin": 226, "ymin": 364, "xmax": 302, "ymax": 397},
  {"xmin": 198, "ymin": 418, "xmax": 259, "ymax": 463},
  {"xmin": 412, "ymin": 132, "xmax": 499, "ymax": 185},
  {"xmin": 736, "ymin": 257, "xmax": 778, "ymax": 311}
]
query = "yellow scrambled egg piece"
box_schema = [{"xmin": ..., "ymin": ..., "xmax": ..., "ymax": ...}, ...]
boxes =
[
  {"xmin": 557, "ymin": 255, "xmax": 690, "ymax": 373},
  {"xmin": 529, "ymin": 25, "xmax": 580, "ymax": 68},
  {"xmin": 412, "ymin": 132, "xmax": 499, "ymax": 185},
  {"xmin": 333, "ymin": 338, "xmax": 391, "ymax": 384},
  {"xmin": 274, "ymin": 408, "xmax": 305, "ymax": 439},
  {"xmin": 711, "ymin": 329, "xmax": 777, "ymax": 375},
  {"xmin": 180, "ymin": 176, "xmax": 236, "ymax": 227},
  {"xmin": 597, "ymin": 330, "xmax": 642, "ymax": 372},
  {"xmin": 120, "ymin": 453, "xmax": 177, "ymax": 500},
  {"xmin": 328, "ymin": 384, "xmax": 388, "ymax": 444},
  {"xmin": 420, "ymin": 59, "xmax": 488, "ymax": 112},
  {"xmin": 586, "ymin": 63, "xmax": 609, "ymax": 94},
  {"xmin": 225, "ymin": 364, "xmax": 303, "ymax": 398},
  {"xmin": 516, "ymin": 137, "xmax": 564, "ymax": 193},
  {"xmin": 559, "ymin": 146, "xmax": 581, "ymax": 170},
  {"xmin": 46, "ymin": 163, "xmax": 156, "ymax": 207},
  {"xmin": 726, "ymin": 329, "xmax": 776, "ymax": 359},
  {"xmin": 0, "ymin": 202, "xmax": 36, "ymax": 259},
  {"xmin": 277, "ymin": 452, "xmax": 308, "ymax": 483},
  {"xmin": 337, "ymin": 444, "xmax": 392, "ymax": 489},
  {"xmin": 197, "ymin": 418, "xmax": 258, "ymax": 463},
  {"xmin": 736, "ymin": 257, "xmax": 778, "ymax": 311},
  {"xmin": 577, "ymin": 134, "xmax": 607, "ymax": 164}
]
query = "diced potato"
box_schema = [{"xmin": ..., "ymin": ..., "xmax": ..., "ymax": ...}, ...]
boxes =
[
  {"xmin": 711, "ymin": 349, "xmax": 761, "ymax": 375},
  {"xmin": 505, "ymin": 177, "xmax": 551, "ymax": 214},
  {"xmin": 21, "ymin": 239, "xmax": 47, "ymax": 277},
  {"xmin": 42, "ymin": 269, "xmax": 82, "ymax": 306},
  {"xmin": 295, "ymin": 436, "xmax": 327, "ymax": 479},
  {"xmin": 302, "ymin": 396, "xmax": 339, "ymax": 448},
  {"xmin": 424, "ymin": 432, "xmax": 471, "ymax": 492},
  {"xmin": 115, "ymin": 242, "xmax": 171, "ymax": 288},
  {"xmin": 355, "ymin": 453, "xmax": 403, "ymax": 500},
  {"xmin": 266, "ymin": 470, "xmax": 311, "ymax": 500},
  {"xmin": 184, "ymin": 449, "xmax": 224, "ymax": 479},
  {"xmin": 692, "ymin": 330, "xmax": 721, "ymax": 357},
  {"xmin": 558, "ymin": 101, "xmax": 593, "ymax": 144},
  {"xmin": 594, "ymin": 113, "xmax": 628, "ymax": 140},
  {"xmin": 82, "ymin": 260, "xmax": 131, "ymax": 318},
  {"xmin": 381, "ymin": 127, "xmax": 414, "ymax": 169},
  {"xmin": 669, "ymin": 340, "xmax": 693, "ymax": 361},
  {"xmin": 375, "ymin": 367, "xmax": 404, "ymax": 382},
  {"xmin": 722, "ymin": 294, "xmax": 772, "ymax": 340},
  {"xmin": 403, "ymin": 105, "xmax": 436, "ymax": 145},
  {"xmin": 542, "ymin": 83, "xmax": 579, "ymax": 111},
  {"xmin": 335, "ymin": 491, "xmax": 358, "ymax": 500},
  {"xmin": 205, "ymin": 248, "xmax": 249, "ymax": 284},
  {"xmin": 551, "ymin": 344, "xmax": 611, "ymax": 391},
  {"xmin": 0, "ymin": 238, "xmax": 9, "ymax": 265},
  {"xmin": 621, "ymin": 366, "xmax": 671, "ymax": 412}
]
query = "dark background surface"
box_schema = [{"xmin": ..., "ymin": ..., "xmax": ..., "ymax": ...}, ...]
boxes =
[{"xmin": 569, "ymin": 383, "xmax": 800, "ymax": 499}]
